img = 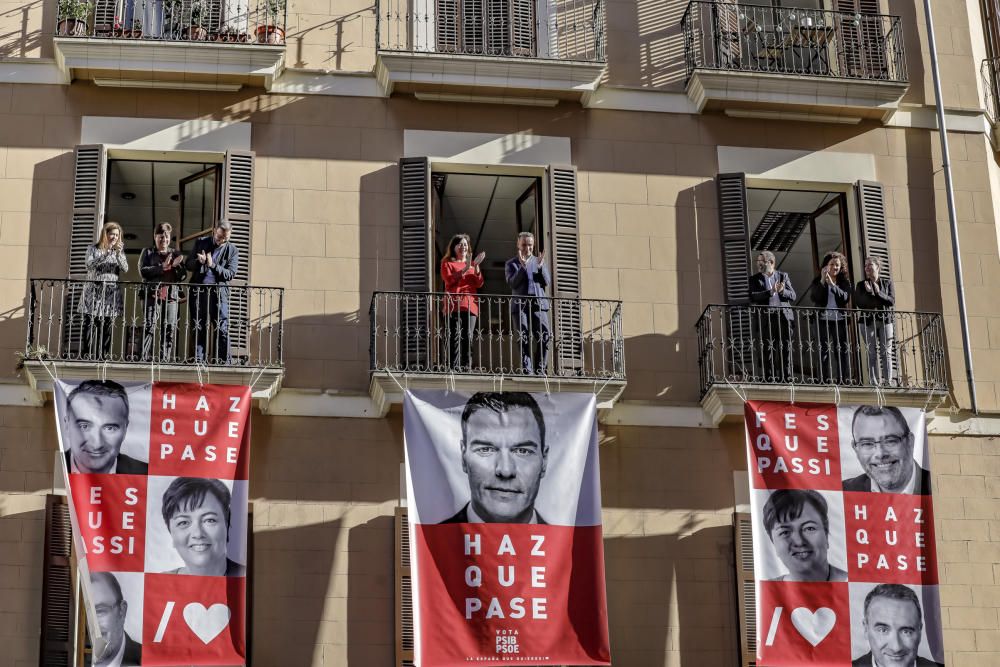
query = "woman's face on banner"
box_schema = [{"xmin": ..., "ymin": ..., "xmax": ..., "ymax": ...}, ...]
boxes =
[
  {"xmin": 167, "ymin": 493, "xmax": 229, "ymax": 574},
  {"xmin": 769, "ymin": 502, "xmax": 829, "ymax": 579}
]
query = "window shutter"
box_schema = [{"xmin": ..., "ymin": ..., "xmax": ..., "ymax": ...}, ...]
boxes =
[
  {"xmin": 462, "ymin": 0, "xmax": 485, "ymax": 54},
  {"xmin": 436, "ymin": 0, "xmax": 461, "ymax": 52},
  {"xmin": 395, "ymin": 507, "xmax": 415, "ymax": 667},
  {"xmin": 734, "ymin": 512, "xmax": 757, "ymax": 667},
  {"xmin": 510, "ymin": 0, "xmax": 535, "ymax": 56},
  {"xmin": 712, "ymin": 0, "xmax": 743, "ymax": 69},
  {"xmin": 223, "ymin": 150, "xmax": 254, "ymax": 362},
  {"xmin": 716, "ymin": 173, "xmax": 751, "ymax": 305},
  {"xmin": 836, "ymin": 0, "xmax": 886, "ymax": 79},
  {"xmin": 548, "ymin": 165, "xmax": 583, "ymax": 375},
  {"xmin": 399, "ymin": 158, "xmax": 431, "ymax": 371},
  {"xmin": 40, "ymin": 494, "xmax": 75, "ymax": 667},
  {"xmin": 92, "ymin": 0, "xmax": 117, "ymax": 33},
  {"xmin": 486, "ymin": 0, "xmax": 511, "ymax": 55},
  {"xmin": 855, "ymin": 180, "xmax": 891, "ymax": 278},
  {"xmin": 66, "ymin": 145, "xmax": 107, "ymax": 357}
]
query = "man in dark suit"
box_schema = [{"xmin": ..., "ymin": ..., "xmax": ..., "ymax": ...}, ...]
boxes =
[
  {"xmin": 748, "ymin": 251, "xmax": 796, "ymax": 382},
  {"xmin": 186, "ymin": 220, "xmax": 240, "ymax": 364},
  {"xmin": 852, "ymin": 584, "xmax": 944, "ymax": 666},
  {"xmin": 844, "ymin": 405, "xmax": 931, "ymax": 495},
  {"xmin": 63, "ymin": 380, "xmax": 147, "ymax": 475},
  {"xmin": 91, "ymin": 572, "xmax": 142, "ymax": 666},
  {"xmin": 505, "ymin": 233, "xmax": 552, "ymax": 374},
  {"xmin": 442, "ymin": 392, "xmax": 548, "ymax": 524}
]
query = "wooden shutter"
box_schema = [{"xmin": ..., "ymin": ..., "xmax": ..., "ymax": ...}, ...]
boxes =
[
  {"xmin": 436, "ymin": 0, "xmax": 461, "ymax": 52},
  {"xmin": 712, "ymin": 0, "xmax": 743, "ymax": 69},
  {"xmin": 399, "ymin": 158, "xmax": 431, "ymax": 371},
  {"xmin": 40, "ymin": 495, "xmax": 75, "ymax": 667},
  {"xmin": 510, "ymin": 0, "xmax": 535, "ymax": 56},
  {"xmin": 395, "ymin": 507, "xmax": 415, "ymax": 667},
  {"xmin": 836, "ymin": 0, "xmax": 886, "ymax": 79},
  {"xmin": 66, "ymin": 145, "xmax": 107, "ymax": 357},
  {"xmin": 734, "ymin": 512, "xmax": 757, "ymax": 667},
  {"xmin": 223, "ymin": 150, "xmax": 254, "ymax": 362},
  {"xmin": 548, "ymin": 165, "xmax": 583, "ymax": 375},
  {"xmin": 462, "ymin": 0, "xmax": 485, "ymax": 54},
  {"xmin": 485, "ymin": 0, "xmax": 510, "ymax": 55},
  {"xmin": 93, "ymin": 0, "xmax": 119, "ymax": 33},
  {"xmin": 716, "ymin": 173, "xmax": 751, "ymax": 305},
  {"xmin": 855, "ymin": 180, "xmax": 891, "ymax": 278}
]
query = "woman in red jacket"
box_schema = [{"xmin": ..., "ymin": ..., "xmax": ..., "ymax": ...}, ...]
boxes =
[{"xmin": 441, "ymin": 234, "xmax": 485, "ymax": 370}]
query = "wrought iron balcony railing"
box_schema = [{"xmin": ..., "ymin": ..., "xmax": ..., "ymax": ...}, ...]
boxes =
[
  {"xmin": 983, "ymin": 57, "xmax": 1000, "ymax": 123},
  {"xmin": 681, "ymin": 1, "xmax": 906, "ymax": 83},
  {"xmin": 376, "ymin": 0, "xmax": 605, "ymax": 62},
  {"xmin": 696, "ymin": 305, "xmax": 946, "ymax": 397},
  {"xmin": 56, "ymin": 0, "xmax": 287, "ymax": 44},
  {"xmin": 370, "ymin": 291, "xmax": 623, "ymax": 379},
  {"xmin": 27, "ymin": 279, "xmax": 284, "ymax": 368}
]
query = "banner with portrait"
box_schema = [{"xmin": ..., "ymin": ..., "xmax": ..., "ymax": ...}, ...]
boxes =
[
  {"xmin": 745, "ymin": 401, "xmax": 944, "ymax": 666},
  {"xmin": 55, "ymin": 380, "xmax": 251, "ymax": 666},
  {"xmin": 403, "ymin": 390, "xmax": 610, "ymax": 666}
]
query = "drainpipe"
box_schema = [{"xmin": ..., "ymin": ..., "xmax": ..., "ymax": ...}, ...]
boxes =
[{"xmin": 922, "ymin": 0, "xmax": 979, "ymax": 414}]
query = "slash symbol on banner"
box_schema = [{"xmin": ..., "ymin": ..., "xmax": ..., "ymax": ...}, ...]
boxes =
[{"xmin": 790, "ymin": 607, "xmax": 836, "ymax": 647}]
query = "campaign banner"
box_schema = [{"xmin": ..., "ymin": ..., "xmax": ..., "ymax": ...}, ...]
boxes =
[
  {"xmin": 403, "ymin": 390, "xmax": 610, "ymax": 666},
  {"xmin": 55, "ymin": 380, "xmax": 251, "ymax": 666},
  {"xmin": 745, "ymin": 401, "xmax": 944, "ymax": 666}
]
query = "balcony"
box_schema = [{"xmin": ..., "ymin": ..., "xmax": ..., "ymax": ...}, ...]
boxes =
[
  {"xmin": 681, "ymin": 1, "xmax": 908, "ymax": 122},
  {"xmin": 696, "ymin": 305, "xmax": 947, "ymax": 423},
  {"xmin": 369, "ymin": 291, "xmax": 625, "ymax": 413},
  {"xmin": 24, "ymin": 279, "xmax": 284, "ymax": 397},
  {"xmin": 982, "ymin": 58, "xmax": 1000, "ymax": 148},
  {"xmin": 53, "ymin": 0, "xmax": 286, "ymax": 91},
  {"xmin": 374, "ymin": 0, "xmax": 606, "ymax": 104}
]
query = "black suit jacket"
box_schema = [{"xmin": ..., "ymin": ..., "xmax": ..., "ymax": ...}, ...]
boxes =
[
  {"xmin": 851, "ymin": 651, "xmax": 942, "ymax": 667},
  {"xmin": 843, "ymin": 463, "xmax": 932, "ymax": 495},
  {"xmin": 185, "ymin": 236, "xmax": 239, "ymax": 291},
  {"xmin": 749, "ymin": 270, "xmax": 796, "ymax": 320},
  {"xmin": 122, "ymin": 633, "xmax": 142, "ymax": 666},
  {"xmin": 64, "ymin": 450, "xmax": 148, "ymax": 475},
  {"xmin": 441, "ymin": 503, "xmax": 547, "ymax": 525}
]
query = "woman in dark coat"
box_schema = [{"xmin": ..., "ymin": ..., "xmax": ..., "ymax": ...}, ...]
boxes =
[{"xmin": 808, "ymin": 251, "xmax": 853, "ymax": 384}]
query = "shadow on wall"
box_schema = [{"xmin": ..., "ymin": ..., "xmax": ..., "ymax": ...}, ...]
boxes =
[
  {"xmin": 604, "ymin": 0, "xmax": 690, "ymax": 91},
  {"xmin": 604, "ymin": 525, "xmax": 738, "ymax": 666},
  {"xmin": 251, "ymin": 518, "xmax": 341, "ymax": 665},
  {"xmin": 0, "ymin": 0, "xmax": 53, "ymax": 59},
  {"xmin": 347, "ymin": 515, "xmax": 395, "ymax": 665}
]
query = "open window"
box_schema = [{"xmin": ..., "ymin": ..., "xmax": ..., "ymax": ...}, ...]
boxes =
[{"xmin": 398, "ymin": 158, "xmax": 581, "ymax": 375}]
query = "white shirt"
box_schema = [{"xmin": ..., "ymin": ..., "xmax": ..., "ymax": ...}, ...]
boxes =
[
  {"xmin": 69, "ymin": 453, "xmax": 117, "ymax": 474},
  {"xmin": 869, "ymin": 462, "xmax": 917, "ymax": 495},
  {"xmin": 95, "ymin": 636, "xmax": 126, "ymax": 667},
  {"xmin": 467, "ymin": 503, "xmax": 541, "ymax": 525}
]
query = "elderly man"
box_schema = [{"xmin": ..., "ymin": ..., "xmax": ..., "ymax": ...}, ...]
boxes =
[
  {"xmin": 63, "ymin": 380, "xmax": 146, "ymax": 475},
  {"xmin": 90, "ymin": 572, "xmax": 142, "ymax": 666},
  {"xmin": 442, "ymin": 392, "xmax": 548, "ymax": 524},
  {"xmin": 505, "ymin": 233, "xmax": 552, "ymax": 375},
  {"xmin": 749, "ymin": 250, "xmax": 796, "ymax": 382},
  {"xmin": 844, "ymin": 406, "xmax": 931, "ymax": 495},
  {"xmin": 852, "ymin": 584, "xmax": 943, "ymax": 667},
  {"xmin": 186, "ymin": 219, "xmax": 240, "ymax": 364}
]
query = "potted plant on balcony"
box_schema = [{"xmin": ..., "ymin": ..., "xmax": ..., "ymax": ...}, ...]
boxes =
[
  {"xmin": 57, "ymin": 0, "xmax": 90, "ymax": 36},
  {"xmin": 255, "ymin": 0, "xmax": 285, "ymax": 44},
  {"xmin": 125, "ymin": 16, "xmax": 143, "ymax": 38},
  {"xmin": 187, "ymin": 0, "xmax": 209, "ymax": 40}
]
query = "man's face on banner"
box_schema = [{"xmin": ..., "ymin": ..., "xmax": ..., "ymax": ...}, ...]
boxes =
[
  {"xmin": 461, "ymin": 406, "xmax": 546, "ymax": 523},
  {"xmin": 852, "ymin": 412, "xmax": 915, "ymax": 492},
  {"xmin": 167, "ymin": 493, "xmax": 229, "ymax": 573},
  {"xmin": 863, "ymin": 596, "xmax": 922, "ymax": 666},
  {"xmin": 768, "ymin": 503, "xmax": 829, "ymax": 580},
  {"xmin": 91, "ymin": 575, "xmax": 127, "ymax": 656},
  {"xmin": 66, "ymin": 393, "xmax": 129, "ymax": 473}
]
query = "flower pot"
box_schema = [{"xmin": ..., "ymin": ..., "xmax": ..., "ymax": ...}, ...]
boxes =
[
  {"xmin": 126, "ymin": 28, "xmax": 142, "ymax": 38},
  {"xmin": 57, "ymin": 18, "xmax": 87, "ymax": 36},
  {"xmin": 255, "ymin": 24, "xmax": 284, "ymax": 44},
  {"xmin": 186, "ymin": 25, "xmax": 208, "ymax": 40}
]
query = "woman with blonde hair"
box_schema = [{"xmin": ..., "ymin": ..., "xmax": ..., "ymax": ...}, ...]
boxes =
[
  {"xmin": 78, "ymin": 221, "xmax": 128, "ymax": 359},
  {"xmin": 808, "ymin": 251, "xmax": 853, "ymax": 383},
  {"xmin": 441, "ymin": 233, "xmax": 485, "ymax": 370}
]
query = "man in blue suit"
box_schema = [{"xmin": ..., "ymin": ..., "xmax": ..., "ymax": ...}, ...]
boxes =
[
  {"xmin": 186, "ymin": 220, "xmax": 240, "ymax": 364},
  {"xmin": 505, "ymin": 233, "xmax": 551, "ymax": 374}
]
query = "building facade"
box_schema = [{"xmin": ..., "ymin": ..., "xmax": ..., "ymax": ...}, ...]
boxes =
[{"xmin": 1, "ymin": 0, "xmax": 1000, "ymax": 664}]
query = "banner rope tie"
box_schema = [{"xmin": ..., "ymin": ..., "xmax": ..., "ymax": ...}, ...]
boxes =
[
  {"xmin": 874, "ymin": 382, "xmax": 885, "ymax": 408},
  {"xmin": 37, "ymin": 355, "xmax": 59, "ymax": 384},
  {"xmin": 384, "ymin": 367, "xmax": 406, "ymax": 394},
  {"xmin": 725, "ymin": 377, "xmax": 748, "ymax": 403},
  {"xmin": 790, "ymin": 382, "xmax": 795, "ymax": 406},
  {"xmin": 833, "ymin": 383, "xmax": 841, "ymax": 406},
  {"xmin": 593, "ymin": 375, "xmax": 613, "ymax": 400}
]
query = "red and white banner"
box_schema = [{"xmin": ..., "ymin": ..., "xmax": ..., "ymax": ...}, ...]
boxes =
[
  {"xmin": 55, "ymin": 380, "xmax": 251, "ymax": 666},
  {"xmin": 745, "ymin": 401, "xmax": 944, "ymax": 666},
  {"xmin": 403, "ymin": 390, "xmax": 610, "ymax": 666}
]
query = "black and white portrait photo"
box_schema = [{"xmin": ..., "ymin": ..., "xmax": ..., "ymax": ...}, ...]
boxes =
[
  {"xmin": 144, "ymin": 476, "xmax": 248, "ymax": 576},
  {"xmin": 753, "ymin": 488, "xmax": 847, "ymax": 582},
  {"xmin": 87, "ymin": 570, "xmax": 143, "ymax": 667},
  {"xmin": 56, "ymin": 380, "xmax": 152, "ymax": 475},
  {"xmin": 840, "ymin": 405, "xmax": 931, "ymax": 495},
  {"xmin": 849, "ymin": 583, "xmax": 945, "ymax": 666}
]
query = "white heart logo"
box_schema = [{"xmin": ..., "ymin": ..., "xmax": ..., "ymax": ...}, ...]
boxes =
[
  {"xmin": 790, "ymin": 607, "xmax": 836, "ymax": 647},
  {"xmin": 183, "ymin": 603, "xmax": 231, "ymax": 645}
]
